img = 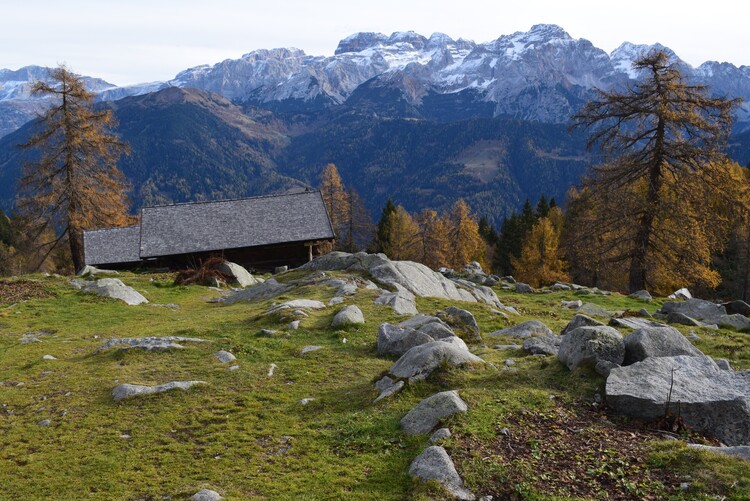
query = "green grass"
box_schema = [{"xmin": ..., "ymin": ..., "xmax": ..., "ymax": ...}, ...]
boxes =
[{"xmin": 1, "ymin": 272, "xmax": 749, "ymax": 500}]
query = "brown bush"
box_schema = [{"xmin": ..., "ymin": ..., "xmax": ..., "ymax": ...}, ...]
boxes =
[{"xmin": 173, "ymin": 256, "xmax": 231, "ymax": 286}]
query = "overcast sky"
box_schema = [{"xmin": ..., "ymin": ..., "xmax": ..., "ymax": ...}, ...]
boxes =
[{"xmin": 2, "ymin": 0, "xmax": 748, "ymax": 86}]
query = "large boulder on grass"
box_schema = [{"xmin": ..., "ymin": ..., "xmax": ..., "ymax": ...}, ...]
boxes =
[
  {"xmin": 331, "ymin": 305, "xmax": 365, "ymax": 327},
  {"xmin": 658, "ymin": 298, "xmax": 727, "ymax": 324},
  {"xmin": 623, "ymin": 325, "xmax": 703, "ymax": 365},
  {"xmin": 213, "ymin": 261, "xmax": 259, "ymax": 287},
  {"xmin": 561, "ymin": 314, "xmax": 605, "ymax": 336},
  {"xmin": 558, "ymin": 326, "xmax": 624, "ymax": 374},
  {"xmin": 606, "ymin": 356, "xmax": 750, "ymax": 446},
  {"xmin": 409, "ymin": 446, "xmax": 475, "ymax": 500},
  {"xmin": 377, "ymin": 323, "xmax": 435, "ymax": 357},
  {"xmin": 82, "ymin": 278, "xmax": 148, "ymax": 306},
  {"xmin": 388, "ymin": 338, "xmax": 483, "ymax": 382},
  {"xmin": 401, "ymin": 390, "xmax": 468, "ymax": 435},
  {"xmin": 112, "ymin": 381, "xmax": 206, "ymax": 402}
]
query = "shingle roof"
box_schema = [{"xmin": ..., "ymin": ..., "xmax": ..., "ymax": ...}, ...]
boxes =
[
  {"xmin": 139, "ymin": 190, "xmax": 334, "ymax": 258},
  {"xmin": 83, "ymin": 225, "xmax": 142, "ymax": 266}
]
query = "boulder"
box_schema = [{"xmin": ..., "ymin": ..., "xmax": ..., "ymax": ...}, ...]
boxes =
[
  {"xmin": 443, "ymin": 306, "xmax": 481, "ymax": 341},
  {"xmin": 192, "ymin": 489, "xmax": 223, "ymax": 501},
  {"xmin": 77, "ymin": 265, "xmax": 118, "ymax": 278},
  {"xmin": 428, "ymin": 428, "xmax": 452, "ymax": 445},
  {"xmin": 577, "ymin": 302, "xmax": 611, "ymax": 318},
  {"xmin": 401, "ymin": 390, "xmax": 468, "ymax": 436},
  {"xmin": 388, "ymin": 338, "xmax": 484, "ymax": 383},
  {"xmin": 398, "ymin": 315, "xmax": 456, "ymax": 339},
  {"xmin": 687, "ymin": 444, "xmax": 750, "ymax": 461},
  {"xmin": 213, "ymin": 261, "xmax": 259, "ymax": 287},
  {"xmin": 623, "ymin": 325, "xmax": 703, "ymax": 365},
  {"xmin": 214, "ymin": 351, "xmax": 236, "ymax": 363},
  {"xmin": 550, "ymin": 282, "xmax": 571, "ymax": 291},
  {"xmin": 300, "ymin": 345, "xmax": 322, "ymax": 355},
  {"xmin": 561, "ymin": 314, "xmax": 605, "ymax": 336},
  {"xmin": 609, "ymin": 317, "xmax": 666, "ymax": 330},
  {"xmin": 629, "ymin": 290, "xmax": 653, "ymax": 302},
  {"xmin": 558, "ymin": 326, "xmax": 624, "ymax": 374},
  {"xmin": 375, "ymin": 288, "xmax": 418, "ymax": 315},
  {"xmin": 373, "ymin": 376, "xmax": 405, "ymax": 403},
  {"xmin": 377, "ymin": 323, "xmax": 435, "ymax": 357},
  {"xmin": 515, "ymin": 283, "xmax": 533, "ymax": 294},
  {"xmin": 112, "ymin": 381, "xmax": 207, "ymax": 402},
  {"xmin": 669, "ymin": 288, "xmax": 692, "ymax": 300},
  {"xmin": 561, "ymin": 299, "xmax": 583, "ymax": 309},
  {"xmin": 722, "ymin": 300, "xmax": 750, "ymax": 317},
  {"xmin": 409, "ymin": 446, "xmax": 475, "ymax": 500},
  {"xmin": 666, "ymin": 311, "xmax": 707, "ymax": 327},
  {"xmin": 331, "ymin": 305, "xmax": 365, "ymax": 327},
  {"xmin": 221, "ymin": 278, "xmax": 292, "ymax": 303},
  {"xmin": 523, "ymin": 336, "xmax": 562, "ymax": 356},
  {"xmin": 658, "ymin": 298, "xmax": 726, "ymax": 324},
  {"xmin": 96, "ymin": 336, "xmax": 205, "ymax": 353},
  {"xmin": 718, "ymin": 314, "xmax": 750, "ymax": 331},
  {"xmin": 489, "ymin": 320, "xmax": 553, "ymax": 339},
  {"xmin": 606, "ymin": 356, "xmax": 750, "ymax": 445},
  {"xmin": 449, "ymin": 278, "xmax": 504, "ymax": 308},
  {"xmin": 81, "ymin": 278, "xmax": 148, "ymax": 306},
  {"xmin": 266, "ymin": 299, "xmax": 326, "ymax": 314}
]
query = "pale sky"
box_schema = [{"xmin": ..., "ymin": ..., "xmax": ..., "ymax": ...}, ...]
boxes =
[{"xmin": 2, "ymin": 0, "xmax": 748, "ymax": 86}]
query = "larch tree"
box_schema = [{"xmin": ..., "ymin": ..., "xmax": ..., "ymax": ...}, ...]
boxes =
[
  {"xmin": 382, "ymin": 205, "xmax": 421, "ymax": 261},
  {"xmin": 572, "ymin": 50, "xmax": 745, "ymax": 293},
  {"xmin": 373, "ymin": 198, "xmax": 397, "ymax": 253},
  {"xmin": 416, "ymin": 209, "xmax": 451, "ymax": 270},
  {"xmin": 512, "ymin": 207, "xmax": 569, "ymax": 287},
  {"xmin": 318, "ymin": 163, "xmax": 350, "ymax": 252},
  {"xmin": 447, "ymin": 199, "xmax": 486, "ymax": 270},
  {"xmin": 339, "ymin": 185, "xmax": 374, "ymax": 252},
  {"xmin": 17, "ymin": 65, "xmax": 131, "ymax": 272}
]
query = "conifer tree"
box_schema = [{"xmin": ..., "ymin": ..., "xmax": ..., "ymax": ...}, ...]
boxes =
[
  {"xmin": 447, "ymin": 199, "xmax": 486, "ymax": 269},
  {"xmin": 513, "ymin": 207, "xmax": 569, "ymax": 287},
  {"xmin": 417, "ymin": 209, "xmax": 451, "ymax": 269},
  {"xmin": 319, "ymin": 163, "xmax": 350, "ymax": 248},
  {"xmin": 573, "ymin": 51, "xmax": 744, "ymax": 293},
  {"xmin": 340, "ymin": 185, "xmax": 374, "ymax": 252},
  {"xmin": 373, "ymin": 198, "xmax": 397, "ymax": 253},
  {"xmin": 17, "ymin": 65, "xmax": 131, "ymax": 272},
  {"xmin": 382, "ymin": 205, "xmax": 420, "ymax": 261}
]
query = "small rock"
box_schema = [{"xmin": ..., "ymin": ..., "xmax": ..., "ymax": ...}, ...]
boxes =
[
  {"xmin": 192, "ymin": 488, "xmax": 223, "ymax": 501},
  {"xmin": 577, "ymin": 302, "xmax": 611, "ymax": 318},
  {"xmin": 37, "ymin": 419, "xmax": 50, "ymax": 427},
  {"xmin": 328, "ymin": 296, "xmax": 344, "ymax": 305},
  {"xmin": 669, "ymin": 288, "xmax": 692, "ymax": 300},
  {"xmin": 401, "ymin": 390, "xmax": 468, "ymax": 436},
  {"xmin": 373, "ymin": 378, "xmax": 405, "ymax": 403},
  {"xmin": 523, "ymin": 336, "xmax": 561, "ymax": 356},
  {"xmin": 267, "ymin": 364, "xmax": 277, "ymax": 377},
  {"xmin": 42, "ymin": 355, "xmax": 57, "ymax": 360},
  {"xmin": 715, "ymin": 358, "xmax": 732, "ymax": 370},
  {"xmin": 228, "ymin": 365, "xmax": 240, "ymax": 371},
  {"xmin": 274, "ymin": 266, "xmax": 288, "ymax": 274},
  {"xmin": 428, "ymin": 428, "xmax": 452, "ymax": 445},
  {"xmin": 214, "ymin": 351, "xmax": 236, "ymax": 364},
  {"xmin": 515, "ymin": 283, "xmax": 533, "ymax": 294},
  {"xmin": 331, "ymin": 305, "xmax": 365, "ymax": 327},
  {"xmin": 112, "ymin": 381, "xmax": 207, "ymax": 402},
  {"xmin": 504, "ymin": 359, "xmax": 516, "ymax": 366},
  {"xmin": 258, "ymin": 329, "xmax": 277, "ymax": 337},
  {"xmin": 299, "ymin": 398, "xmax": 315, "ymax": 406},
  {"xmin": 561, "ymin": 314, "xmax": 605, "ymax": 336},
  {"xmin": 629, "ymin": 290, "xmax": 653, "ymax": 302},
  {"xmin": 558, "ymin": 326, "xmax": 624, "ymax": 373},
  {"xmin": 687, "ymin": 443, "xmax": 750, "ymax": 460},
  {"xmin": 561, "ymin": 299, "xmax": 583, "ymax": 309},
  {"xmin": 301, "ymin": 345, "xmax": 322, "ymax": 355},
  {"xmin": 288, "ymin": 320, "xmax": 301, "ymax": 330},
  {"xmin": 409, "ymin": 446, "xmax": 475, "ymax": 500},
  {"xmin": 489, "ymin": 320, "xmax": 553, "ymax": 339}
]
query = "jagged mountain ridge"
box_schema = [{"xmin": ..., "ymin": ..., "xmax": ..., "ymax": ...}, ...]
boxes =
[{"xmin": 2, "ymin": 24, "xmax": 750, "ymax": 138}]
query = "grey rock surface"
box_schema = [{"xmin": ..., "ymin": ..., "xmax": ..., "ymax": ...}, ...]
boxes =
[
  {"xmin": 666, "ymin": 311, "xmax": 708, "ymax": 327},
  {"xmin": 609, "ymin": 317, "xmax": 665, "ymax": 330},
  {"xmin": 388, "ymin": 338, "xmax": 483, "ymax": 382},
  {"xmin": 221, "ymin": 278, "xmax": 292, "ymax": 303},
  {"xmin": 577, "ymin": 302, "xmax": 611, "ymax": 318},
  {"xmin": 192, "ymin": 489, "xmax": 223, "ymax": 501},
  {"xmin": 375, "ymin": 288, "xmax": 419, "ymax": 315},
  {"xmin": 96, "ymin": 336, "xmax": 205, "ymax": 353},
  {"xmin": 377, "ymin": 323, "xmax": 435, "ymax": 357},
  {"xmin": 300, "ymin": 345, "xmax": 322, "ymax": 355},
  {"xmin": 409, "ymin": 446, "xmax": 475, "ymax": 500},
  {"xmin": 214, "ymin": 350, "xmax": 236, "ymax": 363},
  {"xmin": 81, "ymin": 278, "xmax": 148, "ymax": 306},
  {"xmin": 428, "ymin": 427, "xmax": 452, "ymax": 445},
  {"xmin": 558, "ymin": 325, "xmax": 625, "ymax": 373},
  {"xmin": 515, "ymin": 283, "xmax": 533, "ymax": 294},
  {"xmin": 401, "ymin": 390, "xmax": 468, "ymax": 435},
  {"xmin": 659, "ymin": 298, "xmax": 727, "ymax": 324},
  {"xmin": 490, "ymin": 320, "xmax": 553, "ymax": 339},
  {"xmin": 112, "ymin": 381, "xmax": 207, "ymax": 402},
  {"xmin": 77, "ymin": 265, "xmax": 119, "ymax": 278},
  {"xmin": 623, "ymin": 325, "xmax": 703, "ymax": 365},
  {"xmin": 561, "ymin": 314, "xmax": 605, "ymax": 336},
  {"xmin": 213, "ymin": 261, "xmax": 259, "ymax": 287},
  {"xmin": 523, "ymin": 336, "xmax": 562, "ymax": 356},
  {"xmin": 444, "ymin": 306, "xmax": 481, "ymax": 340},
  {"xmin": 718, "ymin": 314, "xmax": 750, "ymax": 331},
  {"xmin": 722, "ymin": 300, "xmax": 750, "ymax": 317},
  {"xmin": 331, "ymin": 305, "xmax": 365, "ymax": 327},
  {"xmin": 373, "ymin": 376, "xmax": 405, "ymax": 403},
  {"xmin": 629, "ymin": 290, "xmax": 653, "ymax": 302},
  {"xmin": 607, "ymin": 356, "xmax": 750, "ymax": 446},
  {"xmin": 687, "ymin": 444, "xmax": 750, "ymax": 460},
  {"xmin": 266, "ymin": 299, "xmax": 326, "ymax": 314}
]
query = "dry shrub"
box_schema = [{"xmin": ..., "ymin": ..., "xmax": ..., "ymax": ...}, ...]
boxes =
[{"xmin": 174, "ymin": 256, "xmax": 231, "ymax": 286}]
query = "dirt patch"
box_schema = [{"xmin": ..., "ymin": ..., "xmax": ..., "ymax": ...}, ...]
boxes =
[
  {"xmin": 0, "ymin": 279, "xmax": 54, "ymax": 305},
  {"xmin": 451, "ymin": 400, "xmax": 715, "ymax": 500}
]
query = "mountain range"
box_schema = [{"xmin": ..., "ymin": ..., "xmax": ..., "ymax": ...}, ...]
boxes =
[{"xmin": 1, "ymin": 24, "xmax": 749, "ymax": 223}]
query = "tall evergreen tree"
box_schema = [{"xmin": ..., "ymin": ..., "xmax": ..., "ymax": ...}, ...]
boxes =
[
  {"xmin": 17, "ymin": 65, "xmax": 131, "ymax": 271},
  {"xmin": 573, "ymin": 51, "xmax": 745, "ymax": 293}
]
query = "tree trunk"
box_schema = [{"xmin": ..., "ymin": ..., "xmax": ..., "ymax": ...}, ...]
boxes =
[{"xmin": 69, "ymin": 226, "xmax": 84, "ymax": 273}]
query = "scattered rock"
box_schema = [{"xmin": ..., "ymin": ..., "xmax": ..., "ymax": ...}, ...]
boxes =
[
  {"xmin": 112, "ymin": 381, "xmax": 207, "ymax": 402},
  {"xmin": 523, "ymin": 336, "xmax": 562, "ymax": 356},
  {"xmin": 606, "ymin": 356, "xmax": 750, "ymax": 445},
  {"xmin": 715, "ymin": 358, "xmax": 732, "ymax": 370},
  {"xmin": 301, "ymin": 345, "xmax": 322, "ymax": 355},
  {"xmin": 722, "ymin": 300, "xmax": 750, "ymax": 317},
  {"xmin": 687, "ymin": 444, "xmax": 750, "ymax": 461},
  {"xmin": 288, "ymin": 320, "xmax": 301, "ymax": 330},
  {"xmin": 299, "ymin": 398, "xmax": 315, "ymax": 406},
  {"xmin": 257, "ymin": 329, "xmax": 277, "ymax": 337},
  {"xmin": 668, "ymin": 288, "xmax": 692, "ymax": 300},
  {"xmin": 192, "ymin": 489, "xmax": 223, "ymax": 501},
  {"xmin": 388, "ymin": 338, "xmax": 484, "ymax": 383},
  {"xmin": 37, "ymin": 419, "xmax": 50, "ymax": 427},
  {"xmin": 504, "ymin": 359, "xmax": 516, "ymax": 366},
  {"xmin": 494, "ymin": 344, "xmax": 522, "ymax": 350},
  {"xmin": 214, "ymin": 351, "xmax": 236, "ymax": 364},
  {"xmin": 515, "ymin": 283, "xmax": 533, "ymax": 294},
  {"xmin": 558, "ymin": 326, "xmax": 625, "ymax": 374},
  {"xmin": 608, "ymin": 317, "xmax": 665, "ymax": 330},
  {"xmin": 561, "ymin": 299, "xmax": 583, "ymax": 309},
  {"xmin": 267, "ymin": 364, "xmax": 277, "ymax": 377},
  {"xmin": 666, "ymin": 312, "xmax": 708, "ymax": 328},
  {"xmin": 328, "ymin": 296, "xmax": 344, "ymax": 305},
  {"xmin": 577, "ymin": 303, "xmax": 611, "ymax": 318},
  {"xmin": 275, "ymin": 266, "xmax": 288, "ymax": 274},
  {"xmin": 377, "ymin": 323, "xmax": 436, "ymax": 357},
  {"xmin": 629, "ymin": 290, "xmax": 653, "ymax": 302},
  {"xmin": 409, "ymin": 446, "xmax": 475, "ymax": 500},
  {"xmin": 550, "ymin": 282, "xmax": 571, "ymax": 291},
  {"xmin": 228, "ymin": 365, "xmax": 240, "ymax": 371},
  {"xmin": 266, "ymin": 299, "xmax": 326, "ymax": 314},
  {"xmin": 221, "ymin": 278, "xmax": 292, "ymax": 304},
  {"xmin": 373, "ymin": 376, "xmax": 405, "ymax": 403},
  {"xmin": 718, "ymin": 314, "xmax": 750, "ymax": 331},
  {"xmin": 489, "ymin": 320, "xmax": 553, "ymax": 339},
  {"xmin": 443, "ymin": 306, "xmax": 481, "ymax": 341},
  {"xmin": 561, "ymin": 314, "xmax": 605, "ymax": 336},
  {"xmin": 658, "ymin": 298, "xmax": 726, "ymax": 324},
  {"xmin": 375, "ymin": 287, "xmax": 418, "ymax": 315},
  {"xmin": 77, "ymin": 265, "xmax": 118, "ymax": 278},
  {"xmin": 213, "ymin": 261, "xmax": 259, "ymax": 287},
  {"xmin": 96, "ymin": 336, "xmax": 205, "ymax": 353},
  {"xmin": 398, "ymin": 315, "xmax": 455, "ymax": 339},
  {"xmin": 331, "ymin": 305, "xmax": 365, "ymax": 327},
  {"xmin": 623, "ymin": 325, "xmax": 703, "ymax": 365},
  {"xmin": 428, "ymin": 428, "xmax": 452, "ymax": 445},
  {"xmin": 401, "ymin": 390, "xmax": 468, "ymax": 436},
  {"xmin": 80, "ymin": 278, "xmax": 148, "ymax": 306},
  {"xmin": 41, "ymin": 355, "xmax": 57, "ymax": 360}
]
